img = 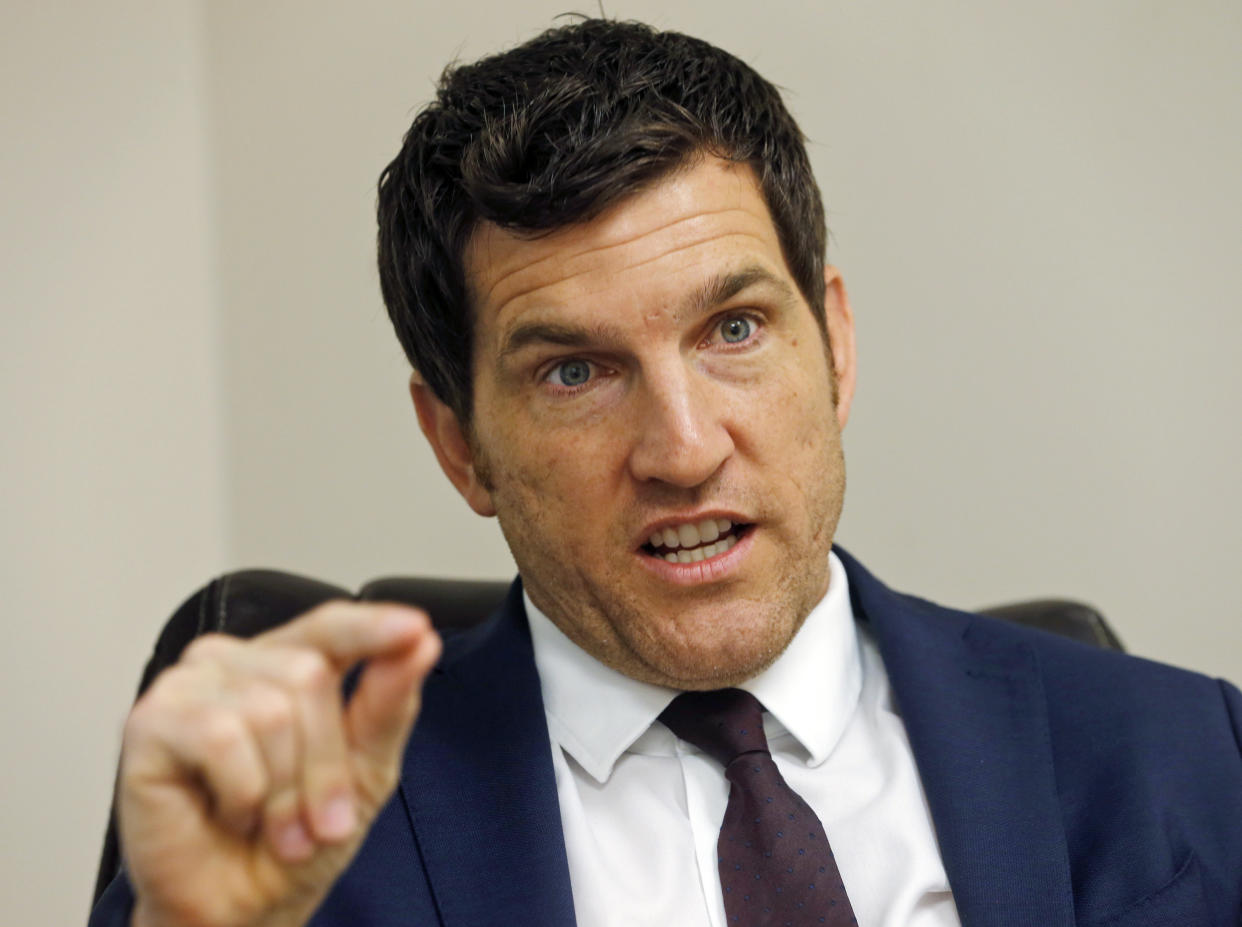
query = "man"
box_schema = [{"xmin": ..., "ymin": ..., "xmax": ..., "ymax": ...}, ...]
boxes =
[{"xmin": 91, "ymin": 19, "xmax": 1242, "ymax": 927}]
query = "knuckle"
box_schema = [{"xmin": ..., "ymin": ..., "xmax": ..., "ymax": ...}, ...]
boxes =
[
  {"xmin": 298, "ymin": 597, "xmax": 357, "ymax": 630},
  {"xmin": 183, "ymin": 632, "xmax": 234, "ymax": 663},
  {"xmin": 246, "ymin": 686, "xmax": 295, "ymax": 734},
  {"xmin": 139, "ymin": 665, "xmax": 185, "ymax": 705},
  {"xmin": 198, "ymin": 709, "xmax": 248, "ymax": 755},
  {"xmin": 125, "ymin": 666, "xmax": 199, "ymax": 735},
  {"xmin": 285, "ymin": 649, "xmax": 333, "ymax": 692}
]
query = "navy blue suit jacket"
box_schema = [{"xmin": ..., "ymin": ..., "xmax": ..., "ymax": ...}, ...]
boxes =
[{"xmin": 92, "ymin": 550, "xmax": 1242, "ymax": 926}]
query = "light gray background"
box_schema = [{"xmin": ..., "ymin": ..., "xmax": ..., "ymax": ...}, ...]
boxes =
[{"xmin": 4, "ymin": 2, "xmax": 1240, "ymax": 923}]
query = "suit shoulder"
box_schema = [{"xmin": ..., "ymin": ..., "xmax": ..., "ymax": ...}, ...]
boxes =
[
  {"xmin": 959, "ymin": 606, "xmax": 1242, "ymax": 754},
  {"xmin": 971, "ymin": 606, "xmax": 1225, "ymax": 690}
]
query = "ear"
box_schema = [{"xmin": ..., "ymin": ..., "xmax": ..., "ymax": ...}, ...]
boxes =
[
  {"xmin": 408, "ymin": 372, "xmax": 497, "ymax": 517},
  {"xmin": 822, "ymin": 266, "xmax": 857, "ymax": 429}
]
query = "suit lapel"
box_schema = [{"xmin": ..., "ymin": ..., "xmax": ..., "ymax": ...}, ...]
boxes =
[
  {"xmin": 837, "ymin": 549, "xmax": 1076, "ymax": 927},
  {"xmin": 398, "ymin": 581, "xmax": 577, "ymax": 927}
]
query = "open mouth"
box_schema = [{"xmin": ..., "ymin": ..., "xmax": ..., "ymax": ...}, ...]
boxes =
[{"xmin": 641, "ymin": 518, "xmax": 751, "ymax": 563}]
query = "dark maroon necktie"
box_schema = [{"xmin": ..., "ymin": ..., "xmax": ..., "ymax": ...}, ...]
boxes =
[{"xmin": 660, "ymin": 689, "xmax": 858, "ymax": 927}]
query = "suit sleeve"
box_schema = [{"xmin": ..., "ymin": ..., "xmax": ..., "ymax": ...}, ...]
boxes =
[{"xmin": 87, "ymin": 871, "xmax": 134, "ymax": 927}]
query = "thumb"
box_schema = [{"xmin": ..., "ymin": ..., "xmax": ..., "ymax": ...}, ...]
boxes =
[{"xmin": 344, "ymin": 625, "xmax": 441, "ymax": 800}]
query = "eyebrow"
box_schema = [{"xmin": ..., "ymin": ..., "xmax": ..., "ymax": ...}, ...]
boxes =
[
  {"xmin": 688, "ymin": 264, "xmax": 797, "ymax": 315},
  {"xmin": 497, "ymin": 263, "xmax": 797, "ymax": 359},
  {"xmin": 498, "ymin": 320, "xmax": 621, "ymax": 360}
]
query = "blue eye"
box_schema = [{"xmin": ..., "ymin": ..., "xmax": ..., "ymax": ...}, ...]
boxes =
[
  {"xmin": 549, "ymin": 359, "xmax": 592, "ymax": 387},
  {"xmin": 720, "ymin": 316, "xmax": 752, "ymax": 343}
]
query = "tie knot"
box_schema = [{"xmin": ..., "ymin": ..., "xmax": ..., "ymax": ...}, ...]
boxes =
[{"xmin": 659, "ymin": 688, "xmax": 770, "ymax": 768}]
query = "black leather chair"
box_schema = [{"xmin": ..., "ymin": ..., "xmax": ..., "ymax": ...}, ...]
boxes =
[{"xmin": 93, "ymin": 569, "xmax": 1122, "ymax": 906}]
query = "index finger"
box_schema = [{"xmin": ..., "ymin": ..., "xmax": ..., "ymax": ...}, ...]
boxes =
[{"xmin": 260, "ymin": 600, "xmax": 431, "ymax": 669}]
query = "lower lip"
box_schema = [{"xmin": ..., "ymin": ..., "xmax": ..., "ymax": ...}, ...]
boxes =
[{"xmin": 636, "ymin": 527, "xmax": 755, "ymax": 586}]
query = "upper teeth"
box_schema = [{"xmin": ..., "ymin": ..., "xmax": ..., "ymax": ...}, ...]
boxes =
[{"xmin": 650, "ymin": 518, "xmax": 733, "ymax": 551}]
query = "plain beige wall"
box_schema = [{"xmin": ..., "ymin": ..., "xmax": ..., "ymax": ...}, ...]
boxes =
[
  {"xmin": 1, "ymin": 2, "xmax": 225, "ymax": 923},
  {"xmin": 5, "ymin": 1, "xmax": 1240, "ymax": 923}
]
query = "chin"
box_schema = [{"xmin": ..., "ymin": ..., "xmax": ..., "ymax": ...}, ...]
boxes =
[
  {"xmin": 652, "ymin": 649, "xmax": 783, "ymax": 691},
  {"xmin": 634, "ymin": 610, "xmax": 799, "ymax": 690}
]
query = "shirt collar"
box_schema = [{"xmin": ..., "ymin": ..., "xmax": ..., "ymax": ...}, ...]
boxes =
[{"xmin": 526, "ymin": 551, "xmax": 863, "ymax": 783}]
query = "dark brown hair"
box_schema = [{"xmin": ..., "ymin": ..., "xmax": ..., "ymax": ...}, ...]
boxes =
[{"xmin": 377, "ymin": 18, "xmax": 826, "ymax": 423}]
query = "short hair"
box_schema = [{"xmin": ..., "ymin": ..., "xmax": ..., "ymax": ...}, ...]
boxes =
[{"xmin": 377, "ymin": 18, "xmax": 827, "ymax": 424}]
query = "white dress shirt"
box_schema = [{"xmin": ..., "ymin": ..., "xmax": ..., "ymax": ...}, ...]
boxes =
[{"xmin": 525, "ymin": 551, "xmax": 961, "ymax": 927}]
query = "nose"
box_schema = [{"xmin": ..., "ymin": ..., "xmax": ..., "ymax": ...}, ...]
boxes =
[{"xmin": 626, "ymin": 362, "xmax": 735, "ymax": 488}]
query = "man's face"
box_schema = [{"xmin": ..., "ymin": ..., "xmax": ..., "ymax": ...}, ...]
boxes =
[{"xmin": 413, "ymin": 156, "xmax": 856, "ymax": 689}]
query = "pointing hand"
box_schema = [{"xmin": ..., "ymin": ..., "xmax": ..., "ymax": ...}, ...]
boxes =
[{"xmin": 118, "ymin": 601, "xmax": 441, "ymax": 927}]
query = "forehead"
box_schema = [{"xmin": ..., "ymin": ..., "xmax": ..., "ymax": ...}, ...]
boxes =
[{"xmin": 463, "ymin": 158, "xmax": 789, "ymax": 339}]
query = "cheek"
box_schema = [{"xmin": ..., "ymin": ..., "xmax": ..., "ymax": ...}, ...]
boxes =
[
  {"xmin": 748, "ymin": 354, "xmax": 843, "ymax": 515},
  {"xmin": 748, "ymin": 356, "xmax": 836, "ymax": 452},
  {"xmin": 484, "ymin": 417, "xmax": 622, "ymax": 540}
]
